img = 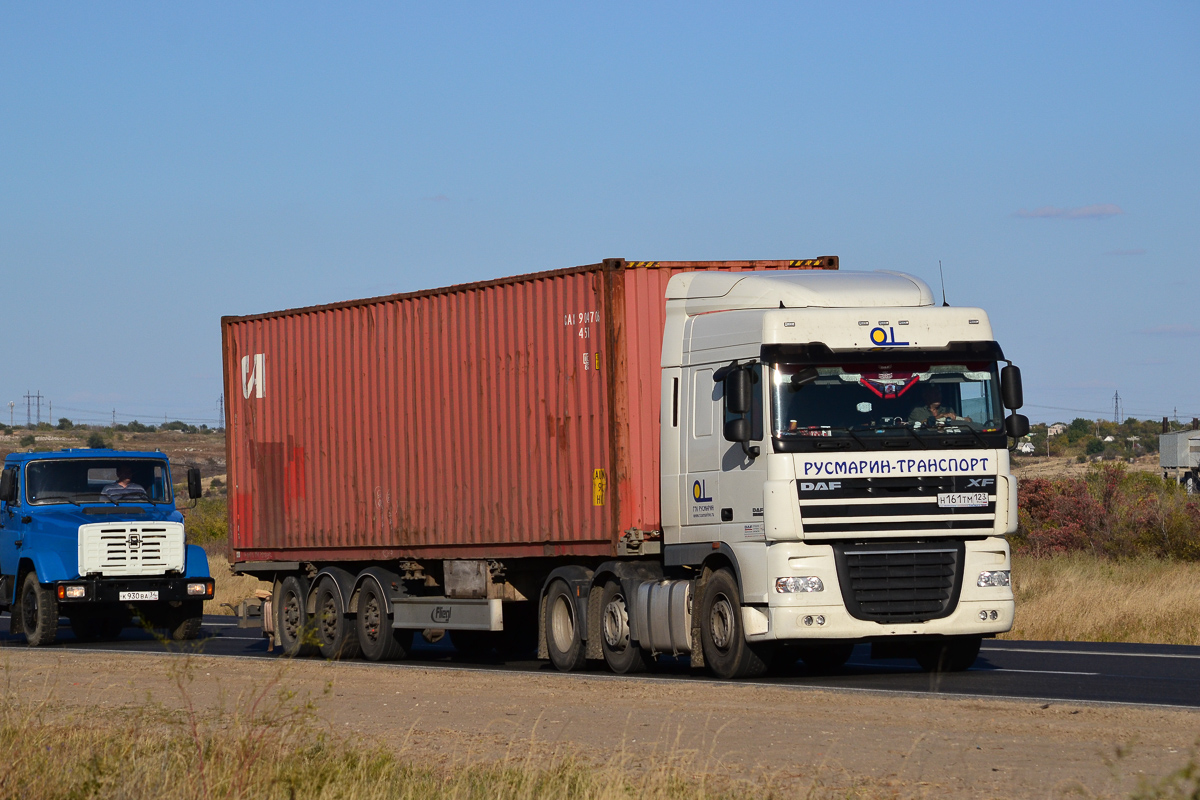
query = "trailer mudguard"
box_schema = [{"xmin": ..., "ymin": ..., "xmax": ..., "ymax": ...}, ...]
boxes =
[{"xmin": 307, "ymin": 565, "xmax": 358, "ymax": 615}]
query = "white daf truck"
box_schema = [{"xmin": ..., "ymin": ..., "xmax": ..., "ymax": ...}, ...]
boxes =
[{"xmin": 226, "ymin": 260, "xmax": 1028, "ymax": 679}]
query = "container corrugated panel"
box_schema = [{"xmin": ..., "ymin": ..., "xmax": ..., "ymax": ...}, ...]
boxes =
[{"xmin": 224, "ymin": 258, "xmax": 835, "ymax": 562}]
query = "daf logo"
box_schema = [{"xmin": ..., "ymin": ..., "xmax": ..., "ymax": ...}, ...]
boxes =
[
  {"xmin": 799, "ymin": 481, "xmax": 842, "ymax": 492},
  {"xmin": 966, "ymin": 478, "xmax": 995, "ymax": 488},
  {"xmin": 431, "ymin": 606, "xmax": 452, "ymax": 623},
  {"xmin": 127, "ymin": 533, "xmax": 141, "ymax": 548}
]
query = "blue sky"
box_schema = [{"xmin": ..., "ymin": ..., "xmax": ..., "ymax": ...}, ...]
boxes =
[{"xmin": 2, "ymin": 3, "xmax": 1197, "ymax": 426}]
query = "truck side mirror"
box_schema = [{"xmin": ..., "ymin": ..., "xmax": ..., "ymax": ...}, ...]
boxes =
[
  {"xmin": 187, "ymin": 467, "xmax": 202, "ymax": 500},
  {"xmin": 724, "ymin": 417, "xmax": 750, "ymax": 443},
  {"xmin": 1001, "ymin": 365, "xmax": 1023, "ymax": 410},
  {"xmin": 724, "ymin": 368, "xmax": 753, "ymax": 415},
  {"xmin": 1005, "ymin": 414, "xmax": 1030, "ymax": 439},
  {"xmin": 0, "ymin": 468, "xmax": 15, "ymax": 503}
]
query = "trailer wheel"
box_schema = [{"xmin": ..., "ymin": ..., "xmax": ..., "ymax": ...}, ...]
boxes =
[
  {"xmin": 355, "ymin": 581, "xmax": 411, "ymax": 662},
  {"xmin": 916, "ymin": 635, "xmax": 981, "ymax": 673},
  {"xmin": 698, "ymin": 568, "xmax": 772, "ymax": 679},
  {"xmin": 20, "ymin": 572, "xmax": 59, "ymax": 647},
  {"xmin": 599, "ymin": 580, "xmax": 648, "ymax": 674},
  {"xmin": 545, "ymin": 580, "xmax": 586, "ymax": 672},
  {"xmin": 276, "ymin": 575, "xmax": 317, "ymax": 657},
  {"xmin": 314, "ymin": 579, "xmax": 360, "ymax": 660}
]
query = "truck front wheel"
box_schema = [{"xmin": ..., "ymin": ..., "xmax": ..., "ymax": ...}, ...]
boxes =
[
  {"xmin": 20, "ymin": 572, "xmax": 59, "ymax": 647},
  {"xmin": 698, "ymin": 568, "xmax": 772, "ymax": 679},
  {"xmin": 168, "ymin": 601, "xmax": 205, "ymax": 641}
]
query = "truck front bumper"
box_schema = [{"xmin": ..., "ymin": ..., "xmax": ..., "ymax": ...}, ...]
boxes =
[
  {"xmin": 53, "ymin": 577, "xmax": 214, "ymax": 605},
  {"xmin": 754, "ymin": 536, "xmax": 1014, "ymax": 642}
]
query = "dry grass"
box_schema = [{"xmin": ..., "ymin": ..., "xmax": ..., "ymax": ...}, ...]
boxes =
[
  {"xmin": 0, "ymin": 659, "xmax": 874, "ymax": 800},
  {"xmin": 1004, "ymin": 552, "xmax": 1200, "ymax": 645},
  {"xmin": 205, "ymin": 551, "xmax": 270, "ymax": 616}
]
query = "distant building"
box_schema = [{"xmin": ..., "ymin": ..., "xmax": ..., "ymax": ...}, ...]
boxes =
[
  {"xmin": 1103, "ymin": 435, "xmax": 1116, "ymax": 442},
  {"xmin": 1047, "ymin": 423, "xmax": 1067, "ymax": 437},
  {"xmin": 1015, "ymin": 441, "xmax": 1036, "ymax": 455}
]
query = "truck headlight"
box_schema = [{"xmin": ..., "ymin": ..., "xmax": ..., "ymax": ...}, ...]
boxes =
[
  {"xmin": 776, "ymin": 576, "xmax": 824, "ymax": 593},
  {"xmin": 977, "ymin": 570, "xmax": 1011, "ymax": 588},
  {"xmin": 58, "ymin": 585, "xmax": 86, "ymax": 600},
  {"xmin": 187, "ymin": 582, "xmax": 213, "ymax": 597}
]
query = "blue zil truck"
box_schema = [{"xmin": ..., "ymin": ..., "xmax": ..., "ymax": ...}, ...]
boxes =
[{"xmin": 0, "ymin": 449, "xmax": 214, "ymax": 644}]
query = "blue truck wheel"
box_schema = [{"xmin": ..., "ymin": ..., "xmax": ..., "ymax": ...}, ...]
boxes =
[{"xmin": 20, "ymin": 572, "xmax": 59, "ymax": 647}]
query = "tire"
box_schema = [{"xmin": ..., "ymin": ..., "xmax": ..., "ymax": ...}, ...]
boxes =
[
  {"xmin": 314, "ymin": 579, "xmax": 361, "ymax": 660},
  {"xmin": 599, "ymin": 580, "xmax": 648, "ymax": 674},
  {"xmin": 20, "ymin": 571, "xmax": 59, "ymax": 647},
  {"xmin": 168, "ymin": 601, "xmax": 205, "ymax": 641},
  {"xmin": 798, "ymin": 642, "xmax": 855, "ymax": 674},
  {"xmin": 355, "ymin": 580, "xmax": 411, "ymax": 662},
  {"xmin": 916, "ymin": 636, "xmax": 982, "ymax": 673},
  {"xmin": 698, "ymin": 568, "xmax": 772, "ymax": 679},
  {"xmin": 275, "ymin": 575, "xmax": 317, "ymax": 657},
  {"xmin": 544, "ymin": 580, "xmax": 586, "ymax": 672}
]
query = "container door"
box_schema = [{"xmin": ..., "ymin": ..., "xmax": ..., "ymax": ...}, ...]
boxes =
[{"xmin": 682, "ymin": 367, "xmax": 721, "ymax": 536}]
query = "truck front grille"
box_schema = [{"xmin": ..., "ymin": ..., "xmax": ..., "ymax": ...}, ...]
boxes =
[
  {"xmin": 798, "ymin": 475, "xmax": 996, "ymax": 536},
  {"xmin": 832, "ymin": 540, "xmax": 965, "ymax": 623},
  {"xmin": 78, "ymin": 522, "xmax": 186, "ymax": 577}
]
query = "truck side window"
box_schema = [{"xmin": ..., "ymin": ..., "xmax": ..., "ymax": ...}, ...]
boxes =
[{"xmin": 724, "ymin": 364, "xmax": 763, "ymax": 441}]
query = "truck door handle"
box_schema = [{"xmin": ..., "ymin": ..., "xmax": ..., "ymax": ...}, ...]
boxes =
[
  {"xmin": 20, "ymin": 516, "xmax": 31, "ymax": 524},
  {"xmin": 721, "ymin": 508, "xmax": 733, "ymax": 521}
]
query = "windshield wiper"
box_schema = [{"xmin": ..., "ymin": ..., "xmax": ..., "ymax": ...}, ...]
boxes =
[{"xmin": 824, "ymin": 426, "xmax": 870, "ymax": 449}]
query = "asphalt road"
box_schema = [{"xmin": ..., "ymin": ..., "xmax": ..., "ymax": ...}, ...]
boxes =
[{"xmin": 2, "ymin": 612, "xmax": 1197, "ymax": 708}]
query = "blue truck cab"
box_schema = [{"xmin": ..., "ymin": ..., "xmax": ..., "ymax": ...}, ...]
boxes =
[{"xmin": 0, "ymin": 449, "xmax": 213, "ymax": 645}]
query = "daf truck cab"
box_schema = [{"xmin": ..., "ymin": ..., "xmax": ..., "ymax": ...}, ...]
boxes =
[{"xmin": 652, "ymin": 269, "xmax": 1028, "ymax": 676}]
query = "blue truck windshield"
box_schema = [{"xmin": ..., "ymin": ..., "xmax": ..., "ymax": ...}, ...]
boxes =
[
  {"xmin": 771, "ymin": 361, "xmax": 1004, "ymax": 443},
  {"xmin": 25, "ymin": 459, "xmax": 173, "ymax": 505}
]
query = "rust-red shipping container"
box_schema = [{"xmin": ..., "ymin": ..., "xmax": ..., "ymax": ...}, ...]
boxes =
[{"xmin": 223, "ymin": 257, "xmax": 837, "ymax": 563}]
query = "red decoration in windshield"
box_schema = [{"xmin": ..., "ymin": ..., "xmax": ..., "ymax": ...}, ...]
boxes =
[{"xmin": 859, "ymin": 372, "xmax": 920, "ymax": 399}]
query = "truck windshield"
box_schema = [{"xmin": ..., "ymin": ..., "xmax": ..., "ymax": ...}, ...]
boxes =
[
  {"xmin": 771, "ymin": 361, "xmax": 1005, "ymax": 449},
  {"xmin": 25, "ymin": 459, "xmax": 173, "ymax": 505}
]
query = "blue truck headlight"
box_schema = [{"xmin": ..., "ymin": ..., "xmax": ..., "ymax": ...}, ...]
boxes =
[
  {"xmin": 776, "ymin": 576, "xmax": 824, "ymax": 593},
  {"xmin": 977, "ymin": 570, "xmax": 1011, "ymax": 588},
  {"xmin": 58, "ymin": 585, "xmax": 86, "ymax": 600}
]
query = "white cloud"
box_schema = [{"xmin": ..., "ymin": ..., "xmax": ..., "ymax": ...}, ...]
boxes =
[{"xmin": 1013, "ymin": 203, "xmax": 1124, "ymax": 219}]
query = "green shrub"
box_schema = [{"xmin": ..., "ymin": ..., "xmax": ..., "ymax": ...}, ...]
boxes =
[
  {"xmin": 86, "ymin": 432, "xmax": 109, "ymax": 449},
  {"xmin": 185, "ymin": 497, "xmax": 228, "ymax": 544},
  {"xmin": 18, "ymin": 434, "xmax": 36, "ymax": 447}
]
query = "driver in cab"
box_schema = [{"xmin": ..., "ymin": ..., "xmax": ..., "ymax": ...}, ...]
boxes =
[{"xmin": 908, "ymin": 385, "xmax": 970, "ymax": 428}]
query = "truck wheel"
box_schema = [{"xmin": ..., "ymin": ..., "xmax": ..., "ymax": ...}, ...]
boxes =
[
  {"xmin": 314, "ymin": 579, "xmax": 360, "ymax": 660},
  {"xmin": 355, "ymin": 581, "xmax": 411, "ymax": 662},
  {"xmin": 276, "ymin": 575, "xmax": 317, "ymax": 657},
  {"xmin": 544, "ymin": 580, "xmax": 586, "ymax": 672},
  {"xmin": 599, "ymin": 580, "xmax": 648, "ymax": 674},
  {"xmin": 168, "ymin": 601, "xmax": 205, "ymax": 641},
  {"xmin": 698, "ymin": 568, "xmax": 772, "ymax": 679},
  {"xmin": 916, "ymin": 635, "xmax": 982, "ymax": 672},
  {"xmin": 20, "ymin": 572, "xmax": 59, "ymax": 647}
]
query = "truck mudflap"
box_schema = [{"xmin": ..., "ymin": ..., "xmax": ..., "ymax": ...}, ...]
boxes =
[{"xmin": 53, "ymin": 576, "xmax": 214, "ymax": 604}]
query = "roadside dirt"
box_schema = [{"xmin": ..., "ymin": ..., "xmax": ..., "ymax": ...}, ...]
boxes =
[{"xmin": 4, "ymin": 649, "xmax": 1196, "ymax": 798}]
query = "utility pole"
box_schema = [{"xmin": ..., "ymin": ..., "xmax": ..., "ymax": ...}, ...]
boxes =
[
  {"xmin": 1113, "ymin": 390, "xmax": 1122, "ymax": 423},
  {"xmin": 23, "ymin": 391, "xmax": 42, "ymax": 427},
  {"xmin": 217, "ymin": 395, "xmax": 224, "ymax": 426},
  {"xmin": 7, "ymin": 401, "xmax": 12, "ymax": 428},
  {"xmin": 112, "ymin": 408, "xmax": 116, "ymax": 427}
]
